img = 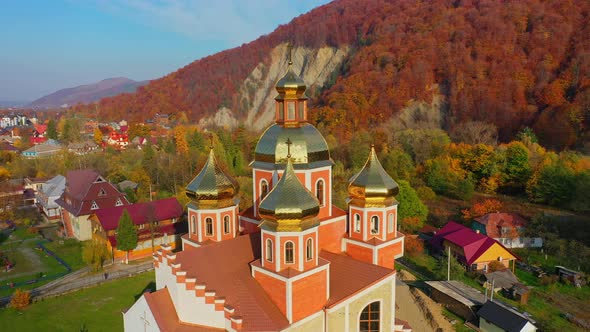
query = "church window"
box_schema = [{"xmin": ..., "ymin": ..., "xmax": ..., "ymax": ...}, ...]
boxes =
[
  {"xmin": 223, "ymin": 216, "xmax": 230, "ymax": 234},
  {"xmin": 191, "ymin": 216, "xmax": 196, "ymax": 234},
  {"xmin": 285, "ymin": 241, "xmax": 294, "ymax": 264},
  {"xmin": 91, "ymin": 201, "xmax": 99, "ymax": 210},
  {"xmin": 298, "ymin": 101, "xmax": 305, "ymax": 120},
  {"xmin": 359, "ymin": 301, "xmax": 380, "ymax": 332},
  {"xmin": 266, "ymin": 239, "xmax": 273, "ymax": 262},
  {"xmin": 388, "ymin": 214, "xmax": 394, "ymax": 233},
  {"xmin": 316, "ymin": 179, "xmax": 324, "ymax": 206},
  {"xmin": 260, "ymin": 180, "xmax": 269, "ymax": 200},
  {"xmin": 371, "ymin": 216, "xmax": 379, "ymax": 235},
  {"xmin": 98, "ymin": 188, "xmax": 106, "ymax": 196},
  {"xmin": 354, "ymin": 214, "xmax": 361, "ymax": 233},
  {"xmin": 278, "ymin": 102, "xmax": 284, "ymax": 121},
  {"xmin": 115, "ymin": 198, "xmax": 123, "ymax": 206},
  {"xmin": 205, "ymin": 218, "xmax": 213, "ymax": 236},
  {"xmin": 287, "ymin": 102, "xmax": 295, "ymax": 120},
  {"xmin": 306, "ymin": 238, "xmax": 313, "ymax": 261}
]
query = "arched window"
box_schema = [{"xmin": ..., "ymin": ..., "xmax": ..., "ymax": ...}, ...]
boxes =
[
  {"xmin": 191, "ymin": 216, "xmax": 196, "ymax": 234},
  {"xmin": 354, "ymin": 214, "xmax": 361, "ymax": 233},
  {"xmin": 371, "ymin": 216, "xmax": 379, "ymax": 235},
  {"xmin": 205, "ymin": 218, "xmax": 213, "ymax": 236},
  {"xmin": 287, "ymin": 102, "xmax": 296, "ymax": 120},
  {"xmin": 359, "ymin": 301, "xmax": 380, "ymax": 332},
  {"xmin": 266, "ymin": 239, "xmax": 273, "ymax": 262},
  {"xmin": 277, "ymin": 102, "xmax": 284, "ymax": 121},
  {"xmin": 316, "ymin": 179, "xmax": 324, "ymax": 206},
  {"xmin": 260, "ymin": 179, "xmax": 269, "ymax": 200},
  {"xmin": 388, "ymin": 214, "xmax": 394, "ymax": 233},
  {"xmin": 306, "ymin": 238, "xmax": 313, "ymax": 261},
  {"xmin": 298, "ymin": 101, "xmax": 305, "ymax": 120},
  {"xmin": 223, "ymin": 216, "xmax": 230, "ymax": 234},
  {"xmin": 285, "ymin": 241, "xmax": 294, "ymax": 264}
]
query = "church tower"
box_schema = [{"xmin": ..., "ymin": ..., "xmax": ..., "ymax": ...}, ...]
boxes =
[
  {"xmin": 344, "ymin": 145, "xmax": 405, "ymax": 269},
  {"xmin": 242, "ymin": 46, "xmax": 337, "ymax": 235},
  {"xmin": 183, "ymin": 138, "xmax": 240, "ymax": 249},
  {"xmin": 251, "ymin": 142, "xmax": 329, "ymax": 324}
]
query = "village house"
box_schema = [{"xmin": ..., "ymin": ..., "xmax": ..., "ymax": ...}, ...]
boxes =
[
  {"xmin": 56, "ymin": 169, "xmax": 129, "ymax": 240},
  {"xmin": 107, "ymin": 131, "xmax": 129, "ymax": 149},
  {"xmin": 22, "ymin": 141, "xmax": 62, "ymax": 159},
  {"xmin": 124, "ymin": 57, "xmax": 408, "ymax": 332},
  {"xmin": 30, "ymin": 123, "xmax": 47, "ymax": 145},
  {"xmin": 36, "ymin": 175, "xmax": 66, "ymax": 222},
  {"xmin": 89, "ymin": 197, "xmax": 185, "ymax": 263},
  {"xmin": 67, "ymin": 141, "xmax": 98, "ymax": 155},
  {"xmin": 431, "ymin": 222, "xmax": 518, "ymax": 272},
  {"xmin": 472, "ymin": 212, "xmax": 542, "ymax": 248},
  {"xmin": 477, "ymin": 300, "xmax": 537, "ymax": 332}
]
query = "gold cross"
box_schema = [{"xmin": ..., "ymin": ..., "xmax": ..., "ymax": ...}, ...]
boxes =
[
  {"xmin": 287, "ymin": 42, "xmax": 293, "ymax": 65},
  {"xmin": 286, "ymin": 138, "xmax": 292, "ymax": 158}
]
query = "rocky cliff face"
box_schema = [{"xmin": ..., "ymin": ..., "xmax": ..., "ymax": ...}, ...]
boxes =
[{"xmin": 198, "ymin": 43, "xmax": 349, "ymax": 130}]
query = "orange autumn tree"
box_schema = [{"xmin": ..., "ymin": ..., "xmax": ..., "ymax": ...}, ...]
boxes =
[
  {"xmin": 404, "ymin": 236, "xmax": 425, "ymax": 257},
  {"xmin": 10, "ymin": 289, "xmax": 30, "ymax": 310},
  {"xmin": 462, "ymin": 199, "xmax": 503, "ymax": 220}
]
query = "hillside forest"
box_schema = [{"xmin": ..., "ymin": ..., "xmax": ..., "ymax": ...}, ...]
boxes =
[{"xmin": 64, "ymin": 0, "xmax": 590, "ymax": 151}]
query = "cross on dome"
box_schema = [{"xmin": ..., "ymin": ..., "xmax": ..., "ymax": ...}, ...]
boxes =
[{"xmin": 286, "ymin": 138, "xmax": 293, "ymax": 159}]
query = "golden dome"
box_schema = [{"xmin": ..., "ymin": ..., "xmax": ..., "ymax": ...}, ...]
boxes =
[
  {"xmin": 348, "ymin": 145, "xmax": 399, "ymax": 207},
  {"xmin": 186, "ymin": 148, "xmax": 239, "ymax": 208},
  {"xmin": 275, "ymin": 66, "xmax": 307, "ymax": 98},
  {"xmin": 253, "ymin": 124, "xmax": 332, "ymax": 169},
  {"xmin": 258, "ymin": 156, "xmax": 320, "ymax": 232}
]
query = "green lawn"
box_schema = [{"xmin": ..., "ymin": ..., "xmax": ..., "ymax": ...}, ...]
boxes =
[
  {"xmin": 0, "ymin": 271, "xmax": 155, "ymax": 331},
  {"xmin": 43, "ymin": 239, "xmax": 85, "ymax": 270}
]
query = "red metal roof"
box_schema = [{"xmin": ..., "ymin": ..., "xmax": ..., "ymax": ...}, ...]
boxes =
[
  {"xmin": 474, "ymin": 212, "xmax": 527, "ymax": 238},
  {"xmin": 95, "ymin": 197, "xmax": 183, "ymax": 231},
  {"xmin": 430, "ymin": 221, "xmax": 512, "ymax": 265}
]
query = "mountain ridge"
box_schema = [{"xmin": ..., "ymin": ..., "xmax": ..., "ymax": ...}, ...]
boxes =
[{"xmin": 29, "ymin": 77, "xmax": 149, "ymax": 109}]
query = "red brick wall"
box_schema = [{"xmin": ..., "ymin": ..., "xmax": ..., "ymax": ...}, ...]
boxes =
[
  {"xmin": 253, "ymin": 270, "xmax": 287, "ymax": 316},
  {"xmin": 200, "ymin": 212, "xmax": 217, "ymax": 241},
  {"xmin": 279, "ymin": 235, "xmax": 299, "ymax": 271},
  {"xmin": 291, "ymin": 269, "xmax": 327, "ymax": 322},
  {"xmin": 349, "ymin": 207, "xmax": 364, "ymax": 241},
  {"xmin": 302, "ymin": 232, "xmax": 318, "ymax": 270},
  {"xmin": 310, "ymin": 169, "xmax": 330, "ymax": 219},
  {"xmin": 377, "ymin": 241, "xmax": 403, "ymax": 269},
  {"xmin": 346, "ymin": 242, "xmax": 374, "ymax": 264},
  {"xmin": 319, "ymin": 218, "xmax": 345, "ymax": 253}
]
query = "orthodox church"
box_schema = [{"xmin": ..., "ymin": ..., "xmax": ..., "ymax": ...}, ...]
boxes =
[{"xmin": 124, "ymin": 55, "xmax": 408, "ymax": 332}]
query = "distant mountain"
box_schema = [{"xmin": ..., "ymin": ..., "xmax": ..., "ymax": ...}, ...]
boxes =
[
  {"xmin": 28, "ymin": 77, "xmax": 148, "ymax": 109},
  {"xmin": 73, "ymin": 0, "xmax": 590, "ymax": 149}
]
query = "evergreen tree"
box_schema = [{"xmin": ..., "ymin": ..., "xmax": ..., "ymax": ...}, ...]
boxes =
[
  {"xmin": 397, "ymin": 180, "xmax": 428, "ymax": 225},
  {"xmin": 46, "ymin": 119, "xmax": 58, "ymax": 139},
  {"xmin": 116, "ymin": 209, "xmax": 137, "ymax": 264}
]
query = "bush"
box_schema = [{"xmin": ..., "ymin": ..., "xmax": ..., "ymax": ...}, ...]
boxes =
[
  {"xmin": 404, "ymin": 236, "xmax": 425, "ymax": 257},
  {"xmin": 488, "ymin": 260, "xmax": 507, "ymax": 272},
  {"xmin": 10, "ymin": 289, "xmax": 30, "ymax": 310},
  {"xmin": 416, "ymin": 186, "xmax": 436, "ymax": 201},
  {"xmin": 539, "ymin": 275, "xmax": 559, "ymax": 286}
]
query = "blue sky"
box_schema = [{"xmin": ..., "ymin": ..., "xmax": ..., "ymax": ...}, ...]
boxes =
[{"xmin": 0, "ymin": 0, "xmax": 330, "ymax": 101}]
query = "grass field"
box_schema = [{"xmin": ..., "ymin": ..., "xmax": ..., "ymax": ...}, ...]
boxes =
[{"xmin": 0, "ymin": 271, "xmax": 155, "ymax": 331}]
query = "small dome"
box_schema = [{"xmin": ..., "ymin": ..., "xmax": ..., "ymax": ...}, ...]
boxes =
[
  {"xmin": 186, "ymin": 148, "xmax": 238, "ymax": 207},
  {"xmin": 259, "ymin": 157, "xmax": 320, "ymax": 232},
  {"xmin": 253, "ymin": 124, "xmax": 332, "ymax": 169},
  {"xmin": 275, "ymin": 67, "xmax": 307, "ymax": 97},
  {"xmin": 348, "ymin": 146, "xmax": 399, "ymax": 203}
]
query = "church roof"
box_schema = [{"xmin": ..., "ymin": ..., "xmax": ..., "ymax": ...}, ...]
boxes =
[
  {"xmin": 170, "ymin": 233, "xmax": 396, "ymax": 330},
  {"xmin": 258, "ymin": 157, "xmax": 320, "ymax": 231},
  {"xmin": 348, "ymin": 145, "xmax": 399, "ymax": 203},
  {"xmin": 185, "ymin": 148, "xmax": 238, "ymax": 206}
]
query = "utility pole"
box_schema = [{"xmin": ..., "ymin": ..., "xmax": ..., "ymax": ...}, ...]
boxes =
[
  {"xmin": 447, "ymin": 245, "xmax": 451, "ymax": 281},
  {"xmin": 490, "ymin": 279, "xmax": 495, "ymax": 301}
]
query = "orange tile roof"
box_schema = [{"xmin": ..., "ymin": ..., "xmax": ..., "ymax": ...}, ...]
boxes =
[{"xmin": 321, "ymin": 251, "xmax": 395, "ymax": 308}]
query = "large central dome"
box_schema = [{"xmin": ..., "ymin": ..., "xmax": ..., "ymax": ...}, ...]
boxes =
[{"xmin": 252, "ymin": 123, "xmax": 332, "ymax": 169}]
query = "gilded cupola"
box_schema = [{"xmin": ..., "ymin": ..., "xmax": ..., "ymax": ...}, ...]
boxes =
[
  {"xmin": 259, "ymin": 139, "xmax": 320, "ymax": 232},
  {"xmin": 186, "ymin": 145, "xmax": 239, "ymax": 209},
  {"xmin": 348, "ymin": 145, "xmax": 399, "ymax": 207}
]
